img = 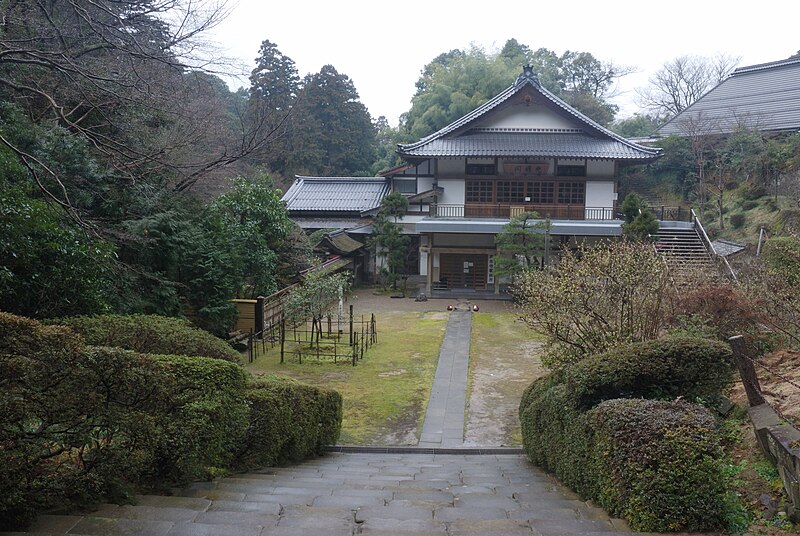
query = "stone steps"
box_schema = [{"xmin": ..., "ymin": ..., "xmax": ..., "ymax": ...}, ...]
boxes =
[
  {"xmin": 655, "ymin": 227, "xmax": 716, "ymax": 273},
  {"xmin": 8, "ymin": 452, "xmax": 636, "ymax": 535}
]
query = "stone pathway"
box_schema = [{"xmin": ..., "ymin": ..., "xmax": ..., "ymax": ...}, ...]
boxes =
[
  {"xmin": 5, "ymin": 304, "xmax": 636, "ymax": 535},
  {"xmin": 418, "ymin": 309, "xmax": 472, "ymax": 448},
  {"xmin": 16, "ymin": 452, "xmax": 633, "ymax": 535}
]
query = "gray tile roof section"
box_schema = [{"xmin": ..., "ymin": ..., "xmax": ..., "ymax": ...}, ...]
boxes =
[
  {"xmin": 282, "ymin": 176, "xmax": 390, "ymax": 214},
  {"xmin": 399, "ymin": 66, "xmax": 661, "ymax": 161},
  {"xmin": 405, "ymin": 131, "xmax": 657, "ymax": 159},
  {"xmin": 658, "ymin": 57, "xmax": 800, "ymax": 137},
  {"xmin": 711, "ymin": 239, "xmax": 747, "ymax": 257}
]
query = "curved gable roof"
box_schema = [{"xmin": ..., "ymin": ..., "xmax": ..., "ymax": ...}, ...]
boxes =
[{"xmin": 398, "ymin": 66, "xmax": 661, "ymax": 161}]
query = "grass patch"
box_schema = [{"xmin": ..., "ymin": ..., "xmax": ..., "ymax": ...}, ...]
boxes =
[
  {"xmin": 468, "ymin": 312, "xmax": 545, "ymax": 446},
  {"xmin": 246, "ymin": 311, "xmax": 446, "ymax": 445}
]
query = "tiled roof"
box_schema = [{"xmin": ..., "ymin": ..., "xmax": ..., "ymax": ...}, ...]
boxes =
[
  {"xmin": 658, "ymin": 57, "xmax": 800, "ymax": 137},
  {"xmin": 282, "ymin": 176, "xmax": 389, "ymax": 214},
  {"xmin": 711, "ymin": 239, "xmax": 747, "ymax": 257},
  {"xmin": 399, "ymin": 131, "xmax": 658, "ymax": 160},
  {"xmin": 318, "ymin": 230, "xmax": 365, "ymax": 255},
  {"xmin": 399, "ymin": 66, "xmax": 661, "ymax": 161}
]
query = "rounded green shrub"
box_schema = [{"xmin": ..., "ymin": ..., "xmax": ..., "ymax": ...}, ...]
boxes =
[
  {"xmin": 729, "ymin": 213, "xmax": 746, "ymax": 229},
  {"xmin": 520, "ymin": 336, "xmax": 733, "ymax": 533},
  {"xmin": 519, "ymin": 375, "xmax": 596, "ymax": 498},
  {"xmin": 0, "ymin": 313, "xmax": 249, "ymax": 529},
  {"xmin": 565, "ymin": 336, "xmax": 734, "ymax": 410},
  {"xmin": 59, "ymin": 314, "xmax": 241, "ymax": 363},
  {"xmin": 144, "ymin": 353, "xmax": 249, "ymax": 484},
  {"xmin": 236, "ymin": 375, "xmax": 342, "ymax": 470},
  {"xmin": 591, "ymin": 399, "xmax": 727, "ymax": 532}
]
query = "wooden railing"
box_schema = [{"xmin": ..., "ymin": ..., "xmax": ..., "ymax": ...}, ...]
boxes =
[{"xmin": 430, "ymin": 203, "xmax": 613, "ymax": 220}]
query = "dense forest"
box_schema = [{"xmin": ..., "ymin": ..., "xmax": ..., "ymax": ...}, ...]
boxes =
[{"xmin": 2, "ymin": 0, "xmax": 799, "ymax": 335}]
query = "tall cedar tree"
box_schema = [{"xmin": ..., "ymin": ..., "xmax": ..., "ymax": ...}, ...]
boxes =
[
  {"xmin": 247, "ymin": 40, "xmax": 301, "ymax": 175},
  {"xmin": 288, "ymin": 65, "xmax": 377, "ymax": 177}
]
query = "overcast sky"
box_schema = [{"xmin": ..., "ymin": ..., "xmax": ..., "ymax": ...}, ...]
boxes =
[{"xmin": 210, "ymin": 0, "xmax": 799, "ymax": 126}]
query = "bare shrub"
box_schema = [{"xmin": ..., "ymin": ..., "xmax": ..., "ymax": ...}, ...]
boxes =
[{"xmin": 513, "ymin": 241, "xmax": 675, "ymax": 369}]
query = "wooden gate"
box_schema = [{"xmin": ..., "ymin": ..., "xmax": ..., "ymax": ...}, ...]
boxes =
[{"xmin": 439, "ymin": 253, "xmax": 488, "ymax": 290}]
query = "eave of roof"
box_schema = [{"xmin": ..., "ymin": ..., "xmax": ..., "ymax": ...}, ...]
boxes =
[
  {"xmin": 415, "ymin": 217, "xmax": 623, "ymax": 236},
  {"xmin": 398, "ymin": 66, "xmax": 661, "ymax": 161},
  {"xmin": 400, "ymin": 131, "xmax": 659, "ymax": 161}
]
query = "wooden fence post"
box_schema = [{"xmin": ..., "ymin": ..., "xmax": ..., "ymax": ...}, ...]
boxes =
[
  {"xmin": 255, "ymin": 296, "xmax": 265, "ymax": 339},
  {"xmin": 729, "ymin": 335, "xmax": 765, "ymax": 407},
  {"xmin": 280, "ymin": 314, "xmax": 285, "ymax": 364},
  {"xmin": 349, "ymin": 305, "xmax": 354, "ymax": 346},
  {"xmin": 248, "ymin": 328, "xmax": 254, "ymax": 364}
]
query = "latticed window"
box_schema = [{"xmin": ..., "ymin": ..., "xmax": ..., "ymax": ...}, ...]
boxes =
[
  {"xmin": 558, "ymin": 182, "xmax": 586, "ymax": 204},
  {"xmin": 466, "ymin": 180, "xmax": 493, "ymax": 202},
  {"xmin": 557, "ymin": 165, "xmax": 586, "ymax": 177},
  {"xmin": 466, "ymin": 163, "xmax": 496, "ymax": 175},
  {"xmin": 496, "ymin": 181, "xmax": 525, "ymax": 203},
  {"xmin": 526, "ymin": 181, "xmax": 555, "ymax": 204}
]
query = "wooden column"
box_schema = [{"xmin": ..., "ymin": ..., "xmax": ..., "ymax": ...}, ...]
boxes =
[{"xmin": 729, "ymin": 335, "xmax": 765, "ymax": 407}]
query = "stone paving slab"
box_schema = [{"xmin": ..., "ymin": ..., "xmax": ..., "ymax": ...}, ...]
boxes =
[
  {"xmin": 2, "ymin": 453, "xmax": 635, "ymax": 535},
  {"xmin": 69, "ymin": 517, "xmax": 175, "ymax": 536},
  {"xmin": 418, "ymin": 310, "xmax": 472, "ymax": 448},
  {"xmin": 358, "ymin": 517, "xmax": 447, "ymax": 533},
  {"xmin": 166, "ymin": 522, "xmax": 262, "ymax": 536},
  {"xmin": 447, "ymin": 519, "xmax": 535, "ymax": 535}
]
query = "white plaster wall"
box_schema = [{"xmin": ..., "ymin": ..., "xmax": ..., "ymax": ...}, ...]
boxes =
[
  {"xmin": 587, "ymin": 160, "xmax": 615, "ymax": 178},
  {"xmin": 437, "ymin": 158, "xmax": 464, "ymax": 177},
  {"xmin": 585, "ymin": 181, "xmax": 616, "ymax": 218},
  {"xmin": 479, "ymin": 104, "xmax": 575, "ymax": 130},
  {"xmin": 418, "ymin": 177, "xmax": 435, "ymax": 192},
  {"xmin": 438, "ymin": 178, "xmax": 465, "ymax": 205}
]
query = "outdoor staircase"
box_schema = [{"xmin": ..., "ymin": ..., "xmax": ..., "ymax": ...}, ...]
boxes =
[
  {"xmin": 11, "ymin": 452, "xmax": 632, "ymax": 535},
  {"xmin": 654, "ymin": 225, "xmax": 716, "ymax": 273}
]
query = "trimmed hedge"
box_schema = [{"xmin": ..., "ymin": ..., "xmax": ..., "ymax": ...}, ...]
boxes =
[
  {"xmin": 58, "ymin": 314, "xmax": 241, "ymax": 363},
  {"xmin": 236, "ymin": 375, "xmax": 342, "ymax": 470},
  {"xmin": 142, "ymin": 353, "xmax": 249, "ymax": 484},
  {"xmin": 519, "ymin": 375, "xmax": 597, "ymax": 498},
  {"xmin": 566, "ymin": 337, "xmax": 734, "ymax": 410},
  {"xmin": 0, "ymin": 312, "xmax": 342, "ymax": 531},
  {"xmin": 519, "ymin": 336, "xmax": 731, "ymax": 533},
  {"xmin": 592, "ymin": 399, "xmax": 726, "ymax": 532}
]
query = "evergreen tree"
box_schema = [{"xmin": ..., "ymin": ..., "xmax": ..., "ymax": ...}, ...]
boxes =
[
  {"xmin": 494, "ymin": 212, "xmax": 551, "ymax": 280},
  {"xmin": 369, "ymin": 192, "xmax": 410, "ymax": 292},
  {"xmin": 290, "ymin": 65, "xmax": 377, "ymax": 176},
  {"xmin": 621, "ymin": 193, "xmax": 659, "ymax": 242},
  {"xmin": 247, "ymin": 40, "xmax": 300, "ymax": 174}
]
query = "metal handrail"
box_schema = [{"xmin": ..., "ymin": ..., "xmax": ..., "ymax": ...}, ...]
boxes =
[
  {"xmin": 691, "ymin": 209, "xmax": 717, "ymax": 256},
  {"xmin": 691, "ymin": 209, "xmax": 737, "ymax": 280}
]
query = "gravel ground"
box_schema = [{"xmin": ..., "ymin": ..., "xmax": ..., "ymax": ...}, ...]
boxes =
[{"xmin": 346, "ymin": 285, "xmax": 515, "ymax": 314}]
